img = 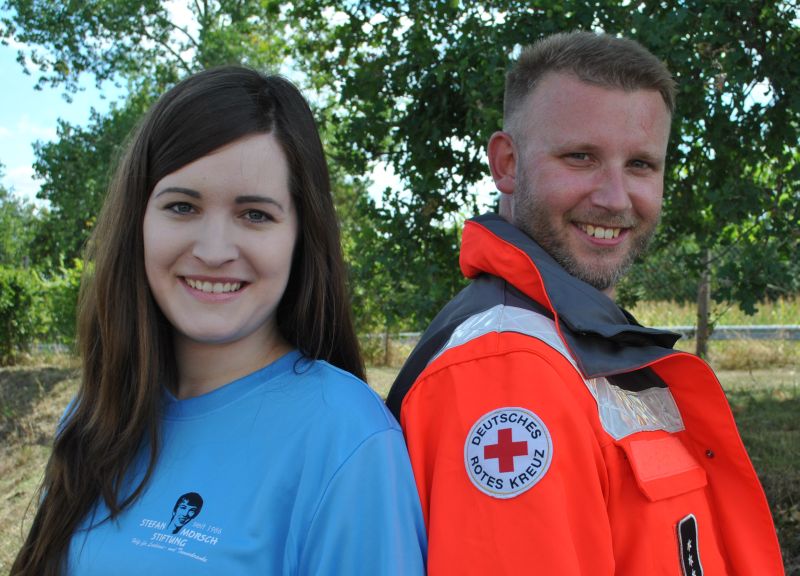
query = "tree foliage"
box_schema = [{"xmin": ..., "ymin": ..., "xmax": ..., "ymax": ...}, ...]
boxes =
[
  {"xmin": 291, "ymin": 0, "xmax": 800, "ymax": 324},
  {"xmin": 2, "ymin": 0, "xmax": 294, "ymax": 268},
  {"xmin": 0, "ymin": 0, "xmax": 287, "ymax": 93},
  {"xmin": 0, "ymin": 266, "xmax": 46, "ymax": 363},
  {"xmin": 30, "ymin": 91, "xmax": 153, "ymax": 266},
  {"xmin": 0, "ymin": 167, "xmax": 37, "ymax": 267},
  {"xmin": 3, "ymin": 0, "xmax": 799, "ymax": 340}
]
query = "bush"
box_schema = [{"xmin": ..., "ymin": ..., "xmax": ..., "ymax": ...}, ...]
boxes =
[
  {"xmin": 0, "ymin": 267, "xmax": 48, "ymax": 364},
  {"xmin": 42, "ymin": 259, "xmax": 83, "ymax": 348}
]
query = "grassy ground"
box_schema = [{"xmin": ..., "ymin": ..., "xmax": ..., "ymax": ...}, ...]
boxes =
[
  {"xmin": 2, "ymin": 354, "xmax": 798, "ymax": 573},
  {"xmin": 0, "ymin": 357, "xmax": 79, "ymax": 573},
  {"xmin": 629, "ymin": 295, "xmax": 800, "ymax": 326}
]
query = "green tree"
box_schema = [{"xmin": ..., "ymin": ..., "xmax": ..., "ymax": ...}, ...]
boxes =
[
  {"xmin": 0, "ymin": 165, "xmax": 37, "ymax": 267},
  {"xmin": 7, "ymin": 0, "xmax": 798, "ymax": 350},
  {"xmin": 1, "ymin": 0, "xmax": 406, "ymax": 343},
  {"xmin": 2, "ymin": 0, "xmax": 293, "ymax": 268},
  {"xmin": 343, "ymin": 186, "xmax": 464, "ymax": 349},
  {"xmin": 1, "ymin": 0, "xmax": 286, "ymax": 93},
  {"xmin": 29, "ymin": 91, "xmax": 153, "ymax": 266},
  {"xmin": 291, "ymin": 0, "xmax": 800, "ymax": 344}
]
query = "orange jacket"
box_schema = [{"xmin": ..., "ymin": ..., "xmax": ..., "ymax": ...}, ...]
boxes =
[{"xmin": 388, "ymin": 214, "xmax": 783, "ymax": 575}]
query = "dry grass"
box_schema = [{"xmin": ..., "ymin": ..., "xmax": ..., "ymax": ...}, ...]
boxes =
[
  {"xmin": 2, "ymin": 354, "xmax": 797, "ymax": 573},
  {"xmin": 0, "ymin": 360, "xmax": 79, "ymax": 572},
  {"xmin": 629, "ymin": 296, "xmax": 800, "ymax": 326},
  {"xmin": 726, "ymin": 384, "xmax": 800, "ymax": 573},
  {"xmin": 365, "ymin": 366, "xmax": 398, "ymax": 399},
  {"xmin": 673, "ymin": 339, "xmax": 800, "ymax": 371}
]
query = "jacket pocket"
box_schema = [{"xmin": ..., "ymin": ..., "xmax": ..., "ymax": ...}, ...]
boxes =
[{"xmin": 618, "ymin": 434, "xmax": 707, "ymax": 502}]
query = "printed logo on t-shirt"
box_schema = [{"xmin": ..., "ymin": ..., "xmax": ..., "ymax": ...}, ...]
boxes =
[
  {"xmin": 464, "ymin": 407, "xmax": 553, "ymax": 499},
  {"xmin": 167, "ymin": 491, "xmax": 203, "ymax": 534},
  {"xmin": 131, "ymin": 491, "xmax": 224, "ymax": 564}
]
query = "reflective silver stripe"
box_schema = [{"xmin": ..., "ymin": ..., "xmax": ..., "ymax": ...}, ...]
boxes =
[
  {"xmin": 431, "ymin": 304, "xmax": 685, "ymax": 440},
  {"xmin": 432, "ymin": 304, "xmax": 574, "ymax": 366},
  {"xmin": 585, "ymin": 377, "xmax": 684, "ymax": 440}
]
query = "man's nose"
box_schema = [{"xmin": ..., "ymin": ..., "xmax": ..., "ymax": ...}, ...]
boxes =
[{"xmin": 592, "ymin": 165, "xmax": 633, "ymax": 213}]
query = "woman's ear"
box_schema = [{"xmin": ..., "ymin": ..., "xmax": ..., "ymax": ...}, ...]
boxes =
[{"xmin": 487, "ymin": 131, "xmax": 518, "ymax": 195}]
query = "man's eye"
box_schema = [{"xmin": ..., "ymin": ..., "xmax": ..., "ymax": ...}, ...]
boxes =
[
  {"xmin": 567, "ymin": 152, "xmax": 590, "ymax": 161},
  {"xmin": 630, "ymin": 159, "xmax": 652, "ymax": 170}
]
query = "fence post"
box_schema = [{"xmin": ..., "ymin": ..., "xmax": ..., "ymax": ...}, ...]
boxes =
[{"xmin": 696, "ymin": 249, "xmax": 712, "ymax": 358}]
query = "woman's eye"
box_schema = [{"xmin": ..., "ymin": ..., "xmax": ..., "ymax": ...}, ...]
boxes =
[
  {"xmin": 167, "ymin": 202, "xmax": 195, "ymax": 214},
  {"xmin": 245, "ymin": 210, "xmax": 273, "ymax": 223}
]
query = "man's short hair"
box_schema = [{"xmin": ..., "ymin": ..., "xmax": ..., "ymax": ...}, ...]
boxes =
[
  {"xmin": 173, "ymin": 492, "xmax": 204, "ymax": 513},
  {"xmin": 504, "ymin": 31, "xmax": 676, "ymax": 133}
]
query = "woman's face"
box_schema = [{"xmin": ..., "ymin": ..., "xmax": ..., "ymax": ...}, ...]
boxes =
[{"xmin": 143, "ymin": 133, "xmax": 297, "ymax": 353}]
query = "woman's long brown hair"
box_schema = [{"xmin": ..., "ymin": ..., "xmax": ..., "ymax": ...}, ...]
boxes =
[{"xmin": 11, "ymin": 67, "xmax": 364, "ymax": 575}]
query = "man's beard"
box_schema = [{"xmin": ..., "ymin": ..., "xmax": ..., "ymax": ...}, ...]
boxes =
[{"xmin": 512, "ymin": 166, "xmax": 659, "ymax": 292}]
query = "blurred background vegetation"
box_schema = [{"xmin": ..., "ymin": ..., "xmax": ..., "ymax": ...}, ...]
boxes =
[
  {"xmin": 0, "ymin": 2, "xmax": 797, "ymax": 570},
  {"xmin": 0, "ymin": 0, "xmax": 797, "ymax": 364}
]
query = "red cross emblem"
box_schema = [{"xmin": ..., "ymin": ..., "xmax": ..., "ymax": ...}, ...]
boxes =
[{"xmin": 484, "ymin": 428, "xmax": 529, "ymax": 472}]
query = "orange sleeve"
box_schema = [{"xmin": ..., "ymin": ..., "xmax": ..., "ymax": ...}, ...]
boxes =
[{"xmin": 400, "ymin": 332, "xmax": 615, "ymax": 575}]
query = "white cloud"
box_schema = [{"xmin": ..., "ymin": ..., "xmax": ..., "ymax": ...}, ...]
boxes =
[
  {"xmin": 164, "ymin": 0, "xmax": 200, "ymax": 62},
  {"xmin": 0, "ymin": 115, "xmax": 58, "ymax": 142},
  {"xmin": 19, "ymin": 115, "xmax": 57, "ymax": 141},
  {"xmin": 4, "ymin": 163, "xmax": 44, "ymax": 205},
  {"xmin": 4, "ymin": 36, "xmax": 30, "ymax": 52},
  {"xmin": 164, "ymin": 0, "xmax": 197, "ymax": 31},
  {"xmin": 0, "ymin": 116, "xmax": 55, "ymax": 205},
  {"xmin": 369, "ymin": 161, "xmax": 399, "ymax": 199}
]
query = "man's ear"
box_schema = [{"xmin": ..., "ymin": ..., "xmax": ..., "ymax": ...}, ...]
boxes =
[{"xmin": 487, "ymin": 131, "xmax": 517, "ymax": 195}]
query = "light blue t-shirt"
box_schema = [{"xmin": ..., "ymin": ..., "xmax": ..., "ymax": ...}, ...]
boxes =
[{"xmin": 67, "ymin": 351, "xmax": 427, "ymax": 575}]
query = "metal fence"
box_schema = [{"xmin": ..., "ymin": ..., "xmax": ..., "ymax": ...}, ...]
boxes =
[
  {"xmin": 377, "ymin": 325, "xmax": 800, "ymax": 345},
  {"xmin": 653, "ymin": 325, "xmax": 800, "ymax": 341}
]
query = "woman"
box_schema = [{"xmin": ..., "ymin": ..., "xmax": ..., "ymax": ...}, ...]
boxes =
[{"xmin": 12, "ymin": 67, "xmax": 426, "ymax": 575}]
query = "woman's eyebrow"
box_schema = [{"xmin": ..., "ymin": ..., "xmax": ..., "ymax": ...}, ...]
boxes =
[{"xmin": 153, "ymin": 186, "xmax": 200, "ymax": 199}]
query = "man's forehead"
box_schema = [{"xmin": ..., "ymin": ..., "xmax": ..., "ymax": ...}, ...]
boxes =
[
  {"xmin": 516, "ymin": 73, "xmax": 672, "ymax": 151},
  {"xmin": 523, "ymin": 71, "xmax": 670, "ymax": 112}
]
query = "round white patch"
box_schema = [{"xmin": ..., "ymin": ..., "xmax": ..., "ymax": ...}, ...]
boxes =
[{"xmin": 464, "ymin": 407, "xmax": 553, "ymax": 499}]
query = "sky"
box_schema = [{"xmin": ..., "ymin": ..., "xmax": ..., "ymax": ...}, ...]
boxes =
[{"xmin": 0, "ymin": 41, "xmax": 125, "ymax": 205}]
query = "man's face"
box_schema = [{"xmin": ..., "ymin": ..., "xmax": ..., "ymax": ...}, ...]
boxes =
[
  {"xmin": 510, "ymin": 73, "xmax": 671, "ymax": 293},
  {"xmin": 175, "ymin": 500, "xmax": 199, "ymax": 527}
]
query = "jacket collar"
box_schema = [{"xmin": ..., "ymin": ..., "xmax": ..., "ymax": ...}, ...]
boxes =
[{"xmin": 461, "ymin": 213, "xmax": 680, "ymax": 376}]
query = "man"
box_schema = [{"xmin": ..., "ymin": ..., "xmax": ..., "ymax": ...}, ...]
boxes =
[{"xmin": 387, "ymin": 31, "xmax": 783, "ymax": 574}]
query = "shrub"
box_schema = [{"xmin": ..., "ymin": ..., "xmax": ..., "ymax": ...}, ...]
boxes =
[
  {"xmin": 0, "ymin": 267, "xmax": 48, "ymax": 364},
  {"xmin": 42, "ymin": 259, "xmax": 83, "ymax": 348}
]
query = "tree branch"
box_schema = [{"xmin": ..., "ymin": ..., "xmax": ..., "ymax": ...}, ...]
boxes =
[
  {"xmin": 157, "ymin": 14, "xmax": 201, "ymax": 51},
  {"xmin": 140, "ymin": 28, "xmax": 194, "ymax": 75},
  {"xmin": 705, "ymin": 206, "xmax": 772, "ymax": 267}
]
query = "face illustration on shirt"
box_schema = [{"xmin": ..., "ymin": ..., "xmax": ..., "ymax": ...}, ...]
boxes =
[{"xmin": 168, "ymin": 492, "xmax": 204, "ymax": 534}]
